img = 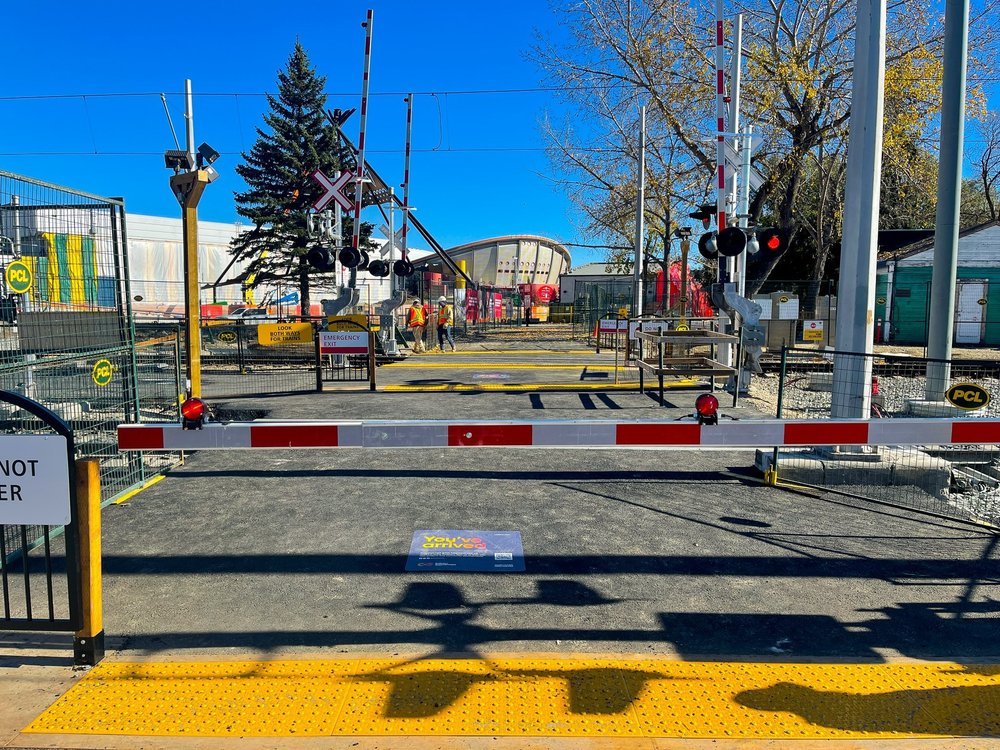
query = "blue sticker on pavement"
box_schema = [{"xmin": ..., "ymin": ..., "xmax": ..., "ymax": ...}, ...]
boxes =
[{"xmin": 406, "ymin": 529, "xmax": 525, "ymax": 572}]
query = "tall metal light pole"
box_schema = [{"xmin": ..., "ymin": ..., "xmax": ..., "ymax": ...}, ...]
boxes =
[
  {"xmin": 925, "ymin": 0, "xmax": 970, "ymax": 398},
  {"xmin": 633, "ymin": 105, "xmax": 646, "ymax": 317}
]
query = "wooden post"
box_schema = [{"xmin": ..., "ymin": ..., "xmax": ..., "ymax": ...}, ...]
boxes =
[{"xmin": 73, "ymin": 459, "xmax": 104, "ymax": 666}]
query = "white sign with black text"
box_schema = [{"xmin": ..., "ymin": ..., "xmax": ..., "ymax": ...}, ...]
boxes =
[{"xmin": 0, "ymin": 435, "xmax": 72, "ymax": 526}]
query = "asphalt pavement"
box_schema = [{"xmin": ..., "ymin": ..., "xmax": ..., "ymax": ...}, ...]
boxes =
[{"xmin": 2, "ymin": 329, "xmax": 999, "ymax": 747}]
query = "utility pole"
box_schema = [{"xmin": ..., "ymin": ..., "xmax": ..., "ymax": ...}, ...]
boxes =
[
  {"xmin": 168, "ymin": 79, "xmax": 211, "ymax": 398},
  {"xmin": 831, "ymin": 0, "xmax": 886, "ymax": 418},
  {"xmin": 925, "ymin": 0, "xmax": 970, "ymax": 398},
  {"xmin": 633, "ymin": 105, "xmax": 646, "ymax": 318}
]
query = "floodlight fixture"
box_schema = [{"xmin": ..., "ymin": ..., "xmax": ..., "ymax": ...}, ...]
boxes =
[
  {"xmin": 197, "ymin": 142, "xmax": 220, "ymax": 168},
  {"xmin": 164, "ymin": 149, "xmax": 194, "ymax": 172}
]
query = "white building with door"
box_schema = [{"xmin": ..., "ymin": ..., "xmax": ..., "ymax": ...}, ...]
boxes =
[{"xmin": 876, "ymin": 220, "xmax": 1000, "ymax": 346}]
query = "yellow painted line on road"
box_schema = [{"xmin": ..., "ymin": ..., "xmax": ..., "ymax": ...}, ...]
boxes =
[
  {"xmin": 383, "ymin": 379, "xmax": 698, "ymax": 392},
  {"xmin": 110, "ymin": 474, "xmax": 165, "ymax": 505},
  {"xmin": 418, "ymin": 349, "xmax": 596, "ymax": 355},
  {"xmin": 25, "ymin": 658, "xmax": 1000, "ymax": 739},
  {"xmin": 385, "ymin": 363, "xmax": 626, "ymax": 370}
]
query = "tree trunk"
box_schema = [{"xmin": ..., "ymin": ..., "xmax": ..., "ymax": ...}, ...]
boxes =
[{"xmin": 299, "ymin": 256, "xmax": 311, "ymax": 320}]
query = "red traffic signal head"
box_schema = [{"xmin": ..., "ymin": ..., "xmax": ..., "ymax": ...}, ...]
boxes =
[
  {"xmin": 757, "ymin": 228, "xmax": 787, "ymax": 255},
  {"xmin": 716, "ymin": 226, "xmax": 748, "ymax": 257},
  {"xmin": 307, "ymin": 245, "xmax": 335, "ymax": 271},
  {"xmin": 695, "ymin": 393, "xmax": 719, "ymax": 425},
  {"xmin": 697, "ymin": 231, "xmax": 718, "ymax": 260},
  {"xmin": 688, "ymin": 205, "xmax": 717, "ymax": 230}
]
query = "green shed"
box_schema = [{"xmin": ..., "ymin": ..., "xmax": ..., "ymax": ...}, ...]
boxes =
[{"xmin": 876, "ymin": 221, "xmax": 1000, "ymax": 346}]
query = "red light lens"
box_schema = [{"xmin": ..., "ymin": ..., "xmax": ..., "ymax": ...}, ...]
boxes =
[
  {"xmin": 766, "ymin": 234, "xmax": 781, "ymax": 251},
  {"xmin": 695, "ymin": 393, "xmax": 719, "ymax": 417},
  {"xmin": 181, "ymin": 398, "xmax": 206, "ymax": 421}
]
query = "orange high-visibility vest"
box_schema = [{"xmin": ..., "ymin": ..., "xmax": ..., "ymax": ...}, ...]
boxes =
[
  {"xmin": 408, "ymin": 306, "xmax": 426, "ymax": 326},
  {"xmin": 438, "ymin": 304, "xmax": 453, "ymax": 326}
]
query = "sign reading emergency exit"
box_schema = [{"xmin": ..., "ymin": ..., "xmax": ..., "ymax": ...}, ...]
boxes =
[{"xmin": 320, "ymin": 331, "xmax": 369, "ymax": 354}]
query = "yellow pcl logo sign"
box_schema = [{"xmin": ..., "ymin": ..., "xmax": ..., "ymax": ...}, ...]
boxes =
[
  {"xmin": 92, "ymin": 359, "xmax": 114, "ymax": 387},
  {"xmin": 945, "ymin": 382, "xmax": 990, "ymax": 411},
  {"xmin": 5, "ymin": 261, "xmax": 32, "ymax": 294}
]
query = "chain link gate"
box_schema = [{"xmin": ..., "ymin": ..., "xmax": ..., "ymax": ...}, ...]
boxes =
[
  {"xmin": 200, "ymin": 321, "xmax": 319, "ymax": 399},
  {"xmin": 762, "ymin": 346, "xmax": 1000, "ymax": 527},
  {"xmin": 0, "ymin": 169, "xmax": 178, "ymax": 500}
]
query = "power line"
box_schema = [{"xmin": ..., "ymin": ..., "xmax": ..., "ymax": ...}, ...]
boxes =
[{"xmin": 3, "ymin": 76, "xmax": 1000, "ymax": 102}]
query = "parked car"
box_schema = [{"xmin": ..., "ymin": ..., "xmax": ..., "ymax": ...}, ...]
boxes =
[{"xmin": 220, "ymin": 307, "xmax": 278, "ymax": 321}]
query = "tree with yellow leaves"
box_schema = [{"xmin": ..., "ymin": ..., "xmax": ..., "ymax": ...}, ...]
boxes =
[{"xmin": 535, "ymin": 0, "xmax": 998, "ymax": 293}]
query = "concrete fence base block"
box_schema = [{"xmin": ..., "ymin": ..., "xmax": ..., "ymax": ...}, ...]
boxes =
[{"xmin": 755, "ymin": 446, "xmax": 952, "ymax": 500}]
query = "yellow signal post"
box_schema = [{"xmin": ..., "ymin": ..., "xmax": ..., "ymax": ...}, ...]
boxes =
[
  {"xmin": 73, "ymin": 459, "xmax": 104, "ymax": 666},
  {"xmin": 170, "ymin": 170, "xmax": 210, "ymax": 398}
]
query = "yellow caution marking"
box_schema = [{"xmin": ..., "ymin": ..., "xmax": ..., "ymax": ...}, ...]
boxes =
[
  {"xmin": 384, "ymin": 363, "xmax": 629, "ymax": 370},
  {"xmin": 24, "ymin": 658, "xmax": 1000, "ymax": 738},
  {"xmin": 415, "ymin": 349, "xmax": 597, "ymax": 355},
  {"xmin": 383, "ymin": 381, "xmax": 699, "ymax": 392},
  {"xmin": 110, "ymin": 474, "xmax": 165, "ymax": 505}
]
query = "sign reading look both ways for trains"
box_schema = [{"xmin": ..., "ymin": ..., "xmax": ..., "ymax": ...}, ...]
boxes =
[
  {"xmin": 406, "ymin": 530, "xmax": 525, "ymax": 572},
  {"xmin": 319, "ymin": 330, "xmax": 369, "ymax": 355},
  {"xmin": 256, "ymin": 322, "xmax": 314, "ymax": 346},
  {"xmin": 0, "ymin": 435, "xmax": 72, "ymax": 526}
]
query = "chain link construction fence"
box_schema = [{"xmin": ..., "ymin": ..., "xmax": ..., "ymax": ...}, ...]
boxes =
[
  {"xmin": 1, "ymin": 171, "xmax": 182, "ymax": 563},
  {"xmin": 754, "ymin": 347, "xmax": 1000, "ymax": 526}
]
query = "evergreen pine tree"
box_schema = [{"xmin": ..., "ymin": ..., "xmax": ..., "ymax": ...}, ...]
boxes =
[{"xmin": 232, "ymin": 42, "xmax": 364, "ymax": 316}]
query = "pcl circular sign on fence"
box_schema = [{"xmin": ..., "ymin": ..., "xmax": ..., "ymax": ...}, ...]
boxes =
[
  {"xmin": 5, "ymin": 260, "xmax": 33, "ymax": 294},
  {"xmin": 92, "ymin": 359, "xmax": 114, "ymax": 387},
  {"xmin": 945, "ymin": 382, "xmax": 991, "ymax": 411},
  {"xmin": 217, "ymin": 330, "xmax": 238, "ymax": 343}
]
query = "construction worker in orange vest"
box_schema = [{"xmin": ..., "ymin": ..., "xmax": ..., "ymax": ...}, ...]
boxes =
[
  {"xmin": 407, "ymin": 298, "xmax": 428, "ymax": 353},
  {"xmin": 437, "ymin": 295, "xmax": 456, "ymax": 352}
]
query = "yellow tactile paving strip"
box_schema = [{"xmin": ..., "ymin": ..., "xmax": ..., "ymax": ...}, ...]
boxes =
[{"xmin": 25, "ymin": 658, "xmax": 1000, "ymax": 739}]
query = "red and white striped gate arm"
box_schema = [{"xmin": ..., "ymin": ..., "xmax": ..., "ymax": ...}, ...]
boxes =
[{"xmin": 118, "ymin": 419, "xmax": 1000, "ymax": 451}]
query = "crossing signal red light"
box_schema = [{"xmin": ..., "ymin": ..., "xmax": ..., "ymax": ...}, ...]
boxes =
[
  {"xmin": 757, "ymin": 228, "xmax": 787, "ymax": 255},
  {"xmin": 180, "ymin": 398, "xmax": 207, "ymax": 430},
  {"xmin": 307, "ymin": 245, "xmax": 335, "ymax": 271},
  {"xmin": 717, "ymin": 227, "xmax": 748, "ymax": 257},
  {"xmin": 698, "ymin": 231, "xmax": 718, "ymax": 260},
  {"xmin": 695, "ymin": 393, "xmax": 719, "ymax": 425},
  {"xmin": 338, "ymin": 246, "xmax": 361, "ymax": 268}
]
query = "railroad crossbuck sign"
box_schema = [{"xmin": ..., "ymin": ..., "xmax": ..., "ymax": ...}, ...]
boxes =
[
  {"xmin": 310, "ymin": 170, "xmax": 353, "ymax": 212},
  {"xmin": 0, "ymin": 435, "xmax": 71, "ymax": 525}
]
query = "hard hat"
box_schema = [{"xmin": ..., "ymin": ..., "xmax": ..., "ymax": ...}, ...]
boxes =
[{"xmin": 437, "ymin": 296, "xmax": 447, "ymax": 303}]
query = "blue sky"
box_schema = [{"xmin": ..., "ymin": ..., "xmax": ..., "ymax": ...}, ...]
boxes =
[
  {"xmin": 0, "ymin": 1, "xmax": 610, "ymax": 264},
  {"xmin": 2, "ymin": 2, "xmax": 997, "ymax": 272}
]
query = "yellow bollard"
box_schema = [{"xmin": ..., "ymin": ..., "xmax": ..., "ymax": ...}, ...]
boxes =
[{"xmin": 73, "ymin": 459, "xmax": 104, "ymax": 666}]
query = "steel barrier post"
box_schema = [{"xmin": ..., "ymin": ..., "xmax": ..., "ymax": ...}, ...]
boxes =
[
  {"xmin": 368, "ymin": 333, "xmax": 377, "ymax": 392},
  {"xmin": 315, "ymin": 329, "xmax": 323, "ymax": 392},
  {"xmin": 73, "ymin": 459, "xmax": 104, "ymax": 666},
  {"xmin": 768, "ymin": 346, "xmax": 789, "ymax": 485}
]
